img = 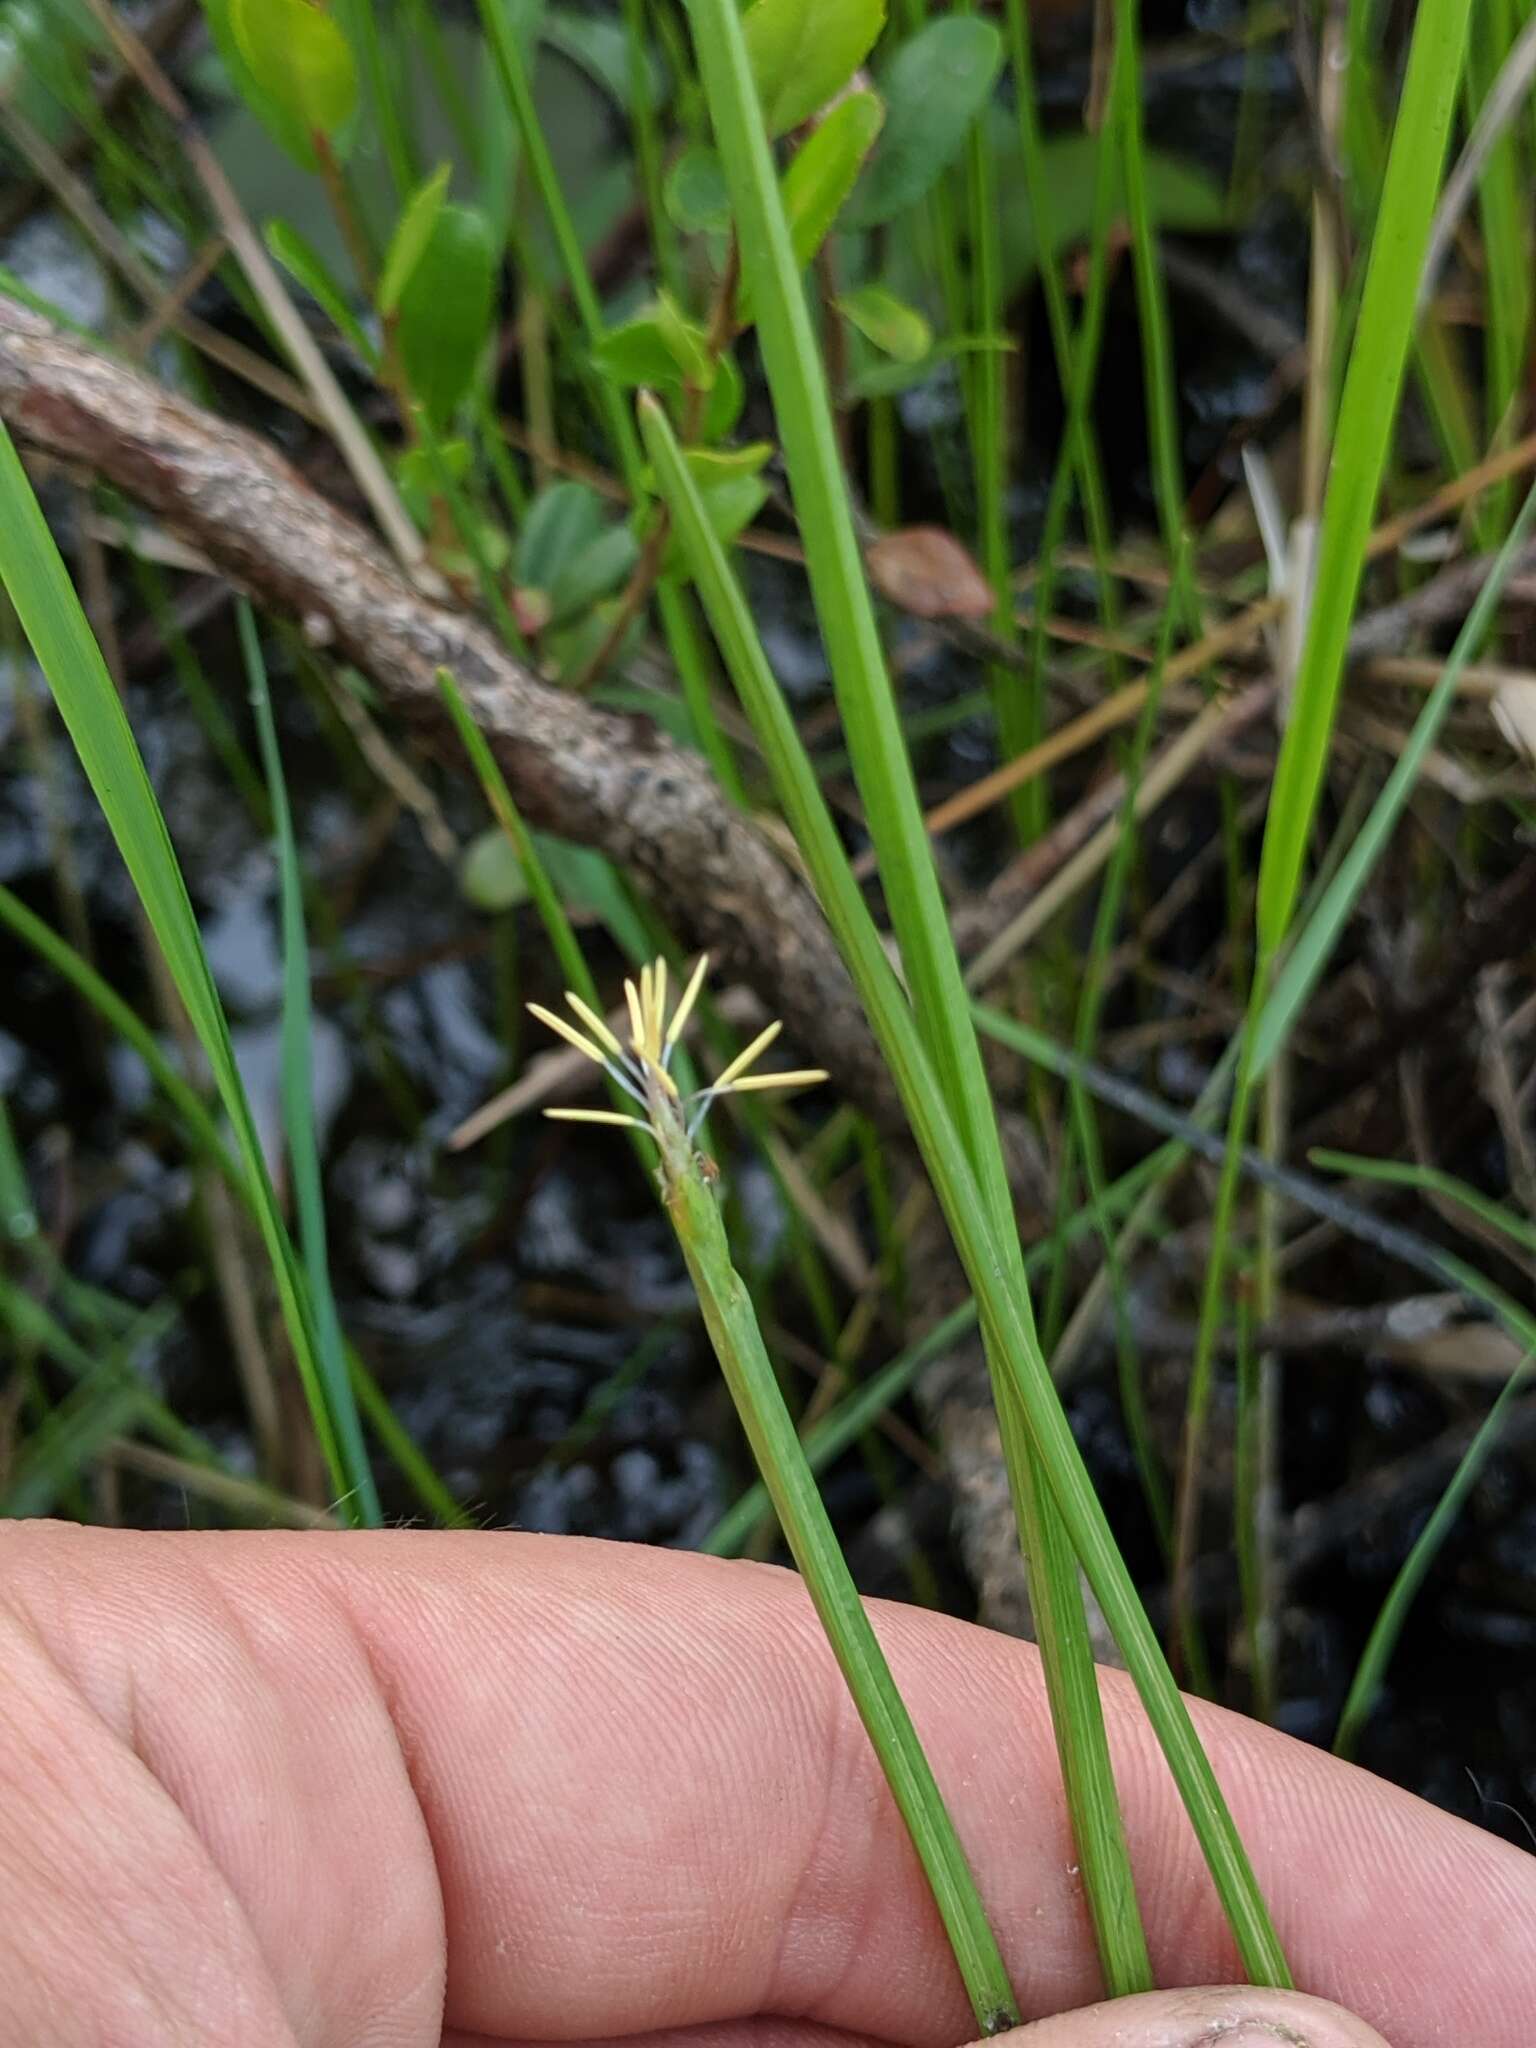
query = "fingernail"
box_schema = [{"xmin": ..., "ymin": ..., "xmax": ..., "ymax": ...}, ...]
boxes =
[{"xmin": 1215, "ymin": 2028, "xmax": 1309, "ymax": 2048}]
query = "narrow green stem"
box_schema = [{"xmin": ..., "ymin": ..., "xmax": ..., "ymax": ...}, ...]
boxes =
[
  {"xmin": 621, "ymin": 0, "xmax": 683, "ymax": 297},
  {"xmin": 658, "ymin": 1103, "xmax": 1018, "ymax": 2034},
  {"xmin": 1170, "ymin": 959, "xmax": 1268, "ymax": 1683}
]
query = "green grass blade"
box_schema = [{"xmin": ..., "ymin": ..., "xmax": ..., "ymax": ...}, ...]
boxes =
[
  {"xmin": 0, "ymin": 1279, "xmax": 209, "ymax": 1471},
  {"xmin": 643, "ymin": 391, "xmax": 1289, "ymax": 1993},
  {"xmin": 347, "ymin": 1346, "xmax": 474, "ymax": 1528},
  {"xmin": 1256, "ymin": 0, "xmax": 1475, "ymax": 955},
  {"xmin": 3, "ymin": 1370, "xmax": 149, "ymax": 1518},
  {"xmin": 437, "ymin": 667, "xmax": 603, "ymax": 1010},
  {"xmin": 1255, "ymin": 478, "xmax": 1536, "ymax": 1073},
  {"xmin": 1309, "ymin": 1151, "xmax": 1536, "ymax": 1258},
  {"xmin": 242, "ymin": 604, "xmax": 381, "ymax": 1526},
  {"xmin": 0, "ymin": 420, "xmax": 362, "ymax": 1519},
  {"xmin": 958, "ymin": 3, "xmax": 1032, "ymax": 839},
  {"xmin": 1001, "ymin": 0, "xmax": 1121, "ymax": 656},
  {"xmin": 702, "ymin": 1139, "xmax": 1176, "ymax": 1558},
  {"xmin": 1334, "ymin": 1350, "xmax": 1534, "ymax": 1759},
  {"xmin": 1112, "ymin": 0, "xmax": 1190, "ymax": 572},
  {"xmin": 1311, "ymin": 1152, "xmax": 1536, "ymax": 1760},
  {"xmin": 0, "ymin": 880, "xmax": 242, "ymax": 1188},
  {"xmin": 437, "ymin": 666, "xmax": 655, "ymax": 1175},
  {"xmin": 476, "ymin": 0, "xmax": 642, "ymax": 475},
  {"xmin": 473, "ymin": 0, "xmax": 729, "ymax": 820},
  {"xmin": 1188, "ymin": 0, "xmax": 1476, "ymax": 1663}
]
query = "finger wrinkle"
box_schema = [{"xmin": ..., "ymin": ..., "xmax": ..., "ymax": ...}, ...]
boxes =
[
  {"xmin": 765, "ymin": 1625, "xmax": 894, "ymax": 2026},
  {"xmin": 328, "ymin": 1575, "xmax": 450, "ymax": 2033},
  {"xmin": 0, "ymin": 1581, "xmax": 297, "ymax": 2046}
]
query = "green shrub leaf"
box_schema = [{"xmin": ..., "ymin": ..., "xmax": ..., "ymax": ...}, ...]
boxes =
[
  {"xmin": 230, "ymin": 0, "xmax": 358, "ymax": 152},
  {"xmin": 847, "ymin": 18, "xmax": 1001, "ymax": 226},
  {"xmin": 783, "ymin": 90, "xmax": 884, "ymax": 268},
  {"xmin": 516, "ymin": 481, "xmax": 639, "ymax": 624},
  {"xmin": 396, "ymin": 202, "xmax": 498, "ymax": 426},
  {"xmin": 665, "ymin": 146, "xmax": 732, "ymax": 233},
  {"xmin": 594, "ymin": 294, "xmax": 714, "ymax": 391},
  {"xmin": 378, "ymin": 162, "xmax": 453, "ymax": 315},
  {"xmin": 460, "ymin": 826, "xmax": 533, "ymax": 912},
  {"xmin": 742, "ymin": 0, "xmax": 885, "ymax": 137},
  {"xmin": 837, "ymin": 282, "xmax": 931, "ymax": 361}
]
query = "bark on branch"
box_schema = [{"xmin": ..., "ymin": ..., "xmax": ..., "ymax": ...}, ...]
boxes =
[{"xmin": 0, "ymin": 298, "xmax": 897, "ymax": 1119}]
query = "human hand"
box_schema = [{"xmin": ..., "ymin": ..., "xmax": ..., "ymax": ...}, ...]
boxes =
[{"xmin": 0, "ymin": 1524, "xmax": 1528, "ymax": 2047}]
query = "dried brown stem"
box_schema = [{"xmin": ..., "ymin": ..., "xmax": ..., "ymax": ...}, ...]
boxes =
[{"xmin": 0, "ymin": 299, "xmax": 898, "ymax": 1124}]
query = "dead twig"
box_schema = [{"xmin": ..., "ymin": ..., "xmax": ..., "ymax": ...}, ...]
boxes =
[{"xmin": 0, "ymin": 299, "xmax": 902, "ymax": 1130}]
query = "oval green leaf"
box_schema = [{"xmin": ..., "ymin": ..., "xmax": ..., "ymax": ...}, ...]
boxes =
[
  {"xmin": 201, "ymin": 0, "xmax": 318, "ymax": 166},
  {"xmin": 739, "ymin": 90, "xmax": 884, "ymax": 326},
  {"xmin": 379, "ymin": 162, "xmax": 453, "ymax": 315},
  {"xmin": 665, "ymin": 146, "xmax": 732, "ymax": 234},
  {"xmin": 516, "ymin": 480, "xmax": 610, "ymax": 591},
  {"xmin": 783, "ymin": 89, "xmax": 884, "ymax": 268},
  {"xmin": 230, "ymin": 0, "xmax": 358, "ymax": 148},
  {"xmin": 515, "ymin": 481, "xmax": 639, "ymax": 624},
  {"xmin": 396, "ymin": 203, "xmax": 498, "ymax": 427},
  {"xmin": 461, "ymin": 826, "xmax": 532, "ymax": 913},
  {"xmin": 837, "ymin": 282, "xmax": 931, "ymax": 362},
  {"xmin": 742, "ymin": 0, "xmax": 886, "ymax": 137},
  {"xmin": 593, "ymin": 298, "xmax": 713, "ymax": 392},
  {"xmin": 847, "ymin": 17, "xmax": 1001, "ymax": 227}
]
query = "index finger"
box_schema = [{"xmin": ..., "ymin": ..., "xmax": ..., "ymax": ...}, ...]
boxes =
[{"xmin": 7, "ymin": 1525, "xmax": 1532, "ymax": 2047}]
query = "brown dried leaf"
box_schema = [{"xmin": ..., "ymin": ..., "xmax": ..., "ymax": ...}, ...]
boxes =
[{"xmin": 865, "ymin": 525, "xmax": 996, "ymax": 621}]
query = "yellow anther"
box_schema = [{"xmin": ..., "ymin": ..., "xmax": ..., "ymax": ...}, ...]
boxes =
[
  {"xmin": 711, "ymin": 1019, "xmax": 783, "ymax": 1095},
  {"xmin": 664, "ymin": 953, "xmax": 710, "ymax": 1058},
  {"xmin": 527, "ymin": 1003, "xmax": 608, "ymax": 1067},
  {"xmin": 545, "ymin": 1108, "xmax": 651, "ymax": 1130},
  {"xmin": 563, "ymin": 992, "xmax": 625, "ymax": 1061},
  {"xmin": 727, "ymin": 1069, "xmax": 830, "ymax": 1094}
]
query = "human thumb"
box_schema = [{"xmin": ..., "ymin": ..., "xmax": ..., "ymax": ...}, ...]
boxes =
[{"xmin": 974, "ymin": 1986, "xmax": 1393, "ymax": 2048}]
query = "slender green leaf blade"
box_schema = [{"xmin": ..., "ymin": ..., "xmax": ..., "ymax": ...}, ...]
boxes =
[
  {"xmin": 242, "ymin": 604, "xmax": 381, "ymax": 1526},
  {"xmin": 0, "ymin": 420, "xmax": 362, "ymax": 1518},
  {"xmin": 1256, "ymin": 0, "xmax": 1475, "ymax": 954}
]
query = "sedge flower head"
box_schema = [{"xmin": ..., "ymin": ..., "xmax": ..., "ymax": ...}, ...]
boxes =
[{"xmin": 529, "ymin": 955, "xmax": 828, "ymax": 1143}]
